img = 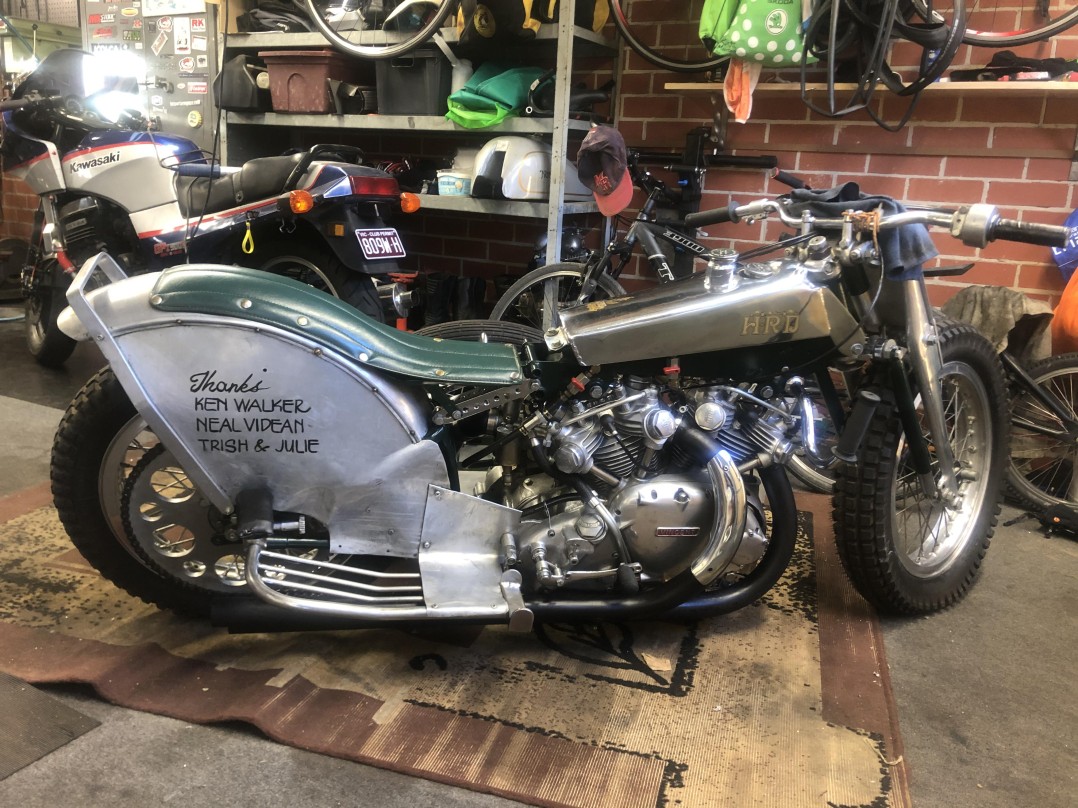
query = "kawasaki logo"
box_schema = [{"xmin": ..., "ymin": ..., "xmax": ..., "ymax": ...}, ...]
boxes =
[{"xmin": 68, "ymin": 151, "xmax": 121, "ymax": 172}]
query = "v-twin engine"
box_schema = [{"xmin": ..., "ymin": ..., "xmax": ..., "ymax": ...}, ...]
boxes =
[{"xmin": 504, "ymin": 377, "xmax": 797, "ymax": 592}]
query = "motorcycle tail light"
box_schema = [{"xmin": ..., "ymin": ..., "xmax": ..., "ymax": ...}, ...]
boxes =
[
  {"xmin": 289, "ymin": 190, "xmax": 315, "ymax": 214},
  {"xmin": 349, "ymin": 175, "xmax": 399, "ymax": 197},
  {"xmin": 400, "ymin": 192, "xmax": 421, "ymax": 213}
]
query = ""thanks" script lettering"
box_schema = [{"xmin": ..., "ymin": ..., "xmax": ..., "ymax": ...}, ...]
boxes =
[{"xmin": 189, "ymin": 370, "xmax": 269, "ymax": 394}]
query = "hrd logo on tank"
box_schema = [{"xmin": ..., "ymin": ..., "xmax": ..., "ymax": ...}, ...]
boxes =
[{"xmin": 68, "ymin": 151, "xmax": 121, "ymax": 172}]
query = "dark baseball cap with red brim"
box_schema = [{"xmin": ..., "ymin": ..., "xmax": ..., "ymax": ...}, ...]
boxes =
[{"xmin": 577, "ymin": 126, "xmax": 634, "ymax": 217}]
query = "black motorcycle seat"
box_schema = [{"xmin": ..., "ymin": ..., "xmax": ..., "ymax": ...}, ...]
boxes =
[
  {"xmin": 150, "ymin": 264, "xmax": 526, "ymax": 387},
  {"xmin": 174, "ymin": 153, "xmax": 307, "ymax": 218}
]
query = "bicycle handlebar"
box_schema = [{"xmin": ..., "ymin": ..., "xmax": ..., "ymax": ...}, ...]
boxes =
[{"xmin": 684, "ymin": 203, "xmax": 740, "ymax": 228}]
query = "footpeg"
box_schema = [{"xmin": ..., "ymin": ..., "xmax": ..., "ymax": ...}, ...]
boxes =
[{"xmin": 500, "ymin": 570, "xmax": 534, "ymax": 632}]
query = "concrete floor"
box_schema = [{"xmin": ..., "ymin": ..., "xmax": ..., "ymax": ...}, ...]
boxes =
[{"xmin": 0, "ymin": 306, "xmax": 1074, "ymax": 807}]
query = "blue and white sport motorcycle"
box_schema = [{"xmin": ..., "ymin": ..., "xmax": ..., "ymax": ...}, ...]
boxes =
[{"xmin": 1, "ymin": 48, "xmax": 410, "ymax": 366}]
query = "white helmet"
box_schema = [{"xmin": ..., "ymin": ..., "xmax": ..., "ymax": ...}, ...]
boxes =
[{"xmin": 471, "ymin": 136, "xmax": 591, "ymax": 201}]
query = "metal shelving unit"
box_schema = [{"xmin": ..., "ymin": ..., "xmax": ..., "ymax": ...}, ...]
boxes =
[{"xmin": 219, "ymin": 3, "xmax": 615, "ymax": 257}]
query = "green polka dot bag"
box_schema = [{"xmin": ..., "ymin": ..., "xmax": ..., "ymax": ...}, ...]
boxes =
[{"xmin": 700, "ymin": 0, "xmax": 816, "ymax": 68}]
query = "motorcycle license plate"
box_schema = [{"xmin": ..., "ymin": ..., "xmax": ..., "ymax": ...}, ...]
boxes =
[{"xmin": 356, "ymin": 228, "xmax": 406, "ymax": 260}]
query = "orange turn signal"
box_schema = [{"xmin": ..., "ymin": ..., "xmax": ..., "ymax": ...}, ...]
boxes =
[
  {"xmin": 400, "ymin": 192, "xmax": 421, "ymax": 214},
  {"xmin": 289, "ymin": 190, "xmax": 315, "ymax": 214}
]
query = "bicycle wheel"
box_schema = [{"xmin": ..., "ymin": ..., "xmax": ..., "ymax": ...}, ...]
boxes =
[
  {"xmin": 608, "ymin": 0, "xmax": 727, "ymax": 73},
  {"xmin": 491, "ymin": 262, "xmax": 627, "ymax": 333},
  {"xmin": 910, "ymin": 0, "xmax": 1078, "ymax": 47},
  {"xmin": 304, "ymin": 0, "xmax": 456, "ymax": 60},
  {"xmin": 1007, "ymin": 353, "xmax": 1078, "ymax": 511}
]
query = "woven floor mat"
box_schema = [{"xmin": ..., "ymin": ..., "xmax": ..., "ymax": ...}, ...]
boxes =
[{"xmin": 0, "ymin": 489, "xmax": 908, "ymax": 808}]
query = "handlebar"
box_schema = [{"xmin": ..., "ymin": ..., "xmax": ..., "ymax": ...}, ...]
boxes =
[
  {"xmin": 684, "ymin": 203, "xmax": 740, "ymax": 228},
  {"xmin": 0, "ymin": 97, "xmax": 30, "ymax": 111},
  {"xmin": 705, "ymin": 198, "xmax": 1070, "ymax": 249}
]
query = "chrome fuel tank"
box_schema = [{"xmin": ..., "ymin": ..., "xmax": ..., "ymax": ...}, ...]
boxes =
[{"xmin": 549, "ymin": 266, "xmax": 864, "ymax": 367}]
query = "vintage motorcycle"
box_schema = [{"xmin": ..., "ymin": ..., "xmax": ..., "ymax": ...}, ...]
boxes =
[
  {"xmin": 47, "ymin": 190, "xmax": 1068, "ymax": 630},
  {"xmin": 0, "ymin": 48, "xmax": 409, "ymax": 367}
]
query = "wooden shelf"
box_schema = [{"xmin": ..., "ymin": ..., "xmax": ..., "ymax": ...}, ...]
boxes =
[
  {"xmin": 417, "ymin": 195, "xmax": 597, "ymax": 217},
  {"xmin": 667, "ymin": 80, "xmax": 1078, "ymax": 97}
]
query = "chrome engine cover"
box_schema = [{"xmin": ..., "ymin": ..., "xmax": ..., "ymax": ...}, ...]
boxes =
[{"xmin": 607, "ymin": 475, "xmax": 714, "ymax": 581}]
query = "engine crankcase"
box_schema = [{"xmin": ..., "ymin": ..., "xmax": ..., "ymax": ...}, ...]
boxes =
[{"xmin": 608, "ymin": 474, "xmax": 716, "ymax": 581}]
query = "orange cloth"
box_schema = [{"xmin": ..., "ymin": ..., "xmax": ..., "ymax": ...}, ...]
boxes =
[{"xmin": 723, "ymin": 58, "xmax": 763, "ymax": 123}]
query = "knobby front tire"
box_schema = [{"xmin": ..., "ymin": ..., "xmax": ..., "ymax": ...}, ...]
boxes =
[{"xmin": 833, "ymin": 321, "xmax": 1008, "ymax": 614}]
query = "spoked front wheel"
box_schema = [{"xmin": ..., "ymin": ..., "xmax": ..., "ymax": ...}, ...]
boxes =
[
  {"xmin": 834, "ymin": 321, "xmax": 1008, "ymax": 614},
  {"xmin": 25, "ymin": 261, "xmax": 76, "ymax": 368},
  {"xmin": 304, "ymin": 0, "xmax": 456, "ymax": 59},
  {"xmin": 1007, "ymin": 352, "xmax": 1078, "ymax": 512}
]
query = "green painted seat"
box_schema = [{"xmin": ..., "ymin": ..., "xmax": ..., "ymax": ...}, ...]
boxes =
[{"xmin": 150, "ymin": 265, "xmax": 524, "ymax": 386}]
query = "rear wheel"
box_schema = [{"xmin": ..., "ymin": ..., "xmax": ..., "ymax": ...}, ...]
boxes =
[
  {"xmin": 491, "ymin": 262, "xmax": 626, "ymax": 332},
  {"xmin": 834, "ymin": 322, "xmax": 1008, "ymax": 614},
  {"xmin": 1006, "ymin": 353, "xmax": 1078, "ymax": 511},
  {"xmin": 51, "ymin": 368, "xmax": 230, "ymax": 616},
  {"xmin": 249, "ymin": 242, "xmax": 383, "ymax": 321},
  {"xmin": 25, "ymin": 260, "xmax": 76, "ymax": 368}
]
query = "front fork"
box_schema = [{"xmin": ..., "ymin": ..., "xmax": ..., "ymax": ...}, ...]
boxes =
[
  {"xmin": 901, "ymin": 279, "xmax": 960, "ymax": 504},
  {"xmin": 20, "ymin": 197, "xmax": 68, "ymax": 294}
]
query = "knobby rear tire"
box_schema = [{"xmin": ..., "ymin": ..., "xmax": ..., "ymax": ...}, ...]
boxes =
[
  {"xmin": 51, "ymin": 368, "xmax": 226, "ymax": 617},
  {"xmin": 833, "ymin": 321, "xmax": 1008, "ymax": 614}
]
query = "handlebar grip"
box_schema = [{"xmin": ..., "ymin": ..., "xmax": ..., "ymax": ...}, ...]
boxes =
[
  {"xmin": 990, "ymin": 218, "xmax": 1070, "ymax": 248},
  {"xmin": 684, "ymin": 202, "xmax": 740, "ymax": 229},
  {"xmin": 772, "ymin": 169, "xmax": 808, "ymax": 190},
  {"xmin": 0, "ymin": 97, "xmax": 30, "ymax": 111}
]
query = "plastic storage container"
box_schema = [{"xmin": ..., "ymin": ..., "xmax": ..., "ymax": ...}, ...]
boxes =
[
  {"xmin": 258, "ymin": 49, "xmax": 361, "ymax": 113},
  {"xmin": 375, "ymin": 49, "xmax": 452, "ymax": 116},
  {"xmin": 436, "ymin": 170, "xmax": 472, "ymax": 196}
]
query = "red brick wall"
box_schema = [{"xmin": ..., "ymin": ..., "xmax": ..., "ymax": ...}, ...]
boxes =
[
  {"xmin": 0, "ymin": 176, "xmax": 37, "ymax": 241},
  {"xmin": 617, "ymin": 15, "xmax": 1078, "ymax": 308}
]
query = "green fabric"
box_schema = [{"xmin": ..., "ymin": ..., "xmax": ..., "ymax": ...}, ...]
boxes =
[
  {"xmin": 445, "ymin": 63, "xmax": 546, "ymax": 129},
  {"xmin": 699, "ymin": 0, "xmax": 737, "ymax": 51},
  {"xmin": 711, "ymin": 0, "xmax": 815, "ymax": 68},
  {"xmin": 150, "ymin": 266, "xmax": 524, "ymax": 386}
]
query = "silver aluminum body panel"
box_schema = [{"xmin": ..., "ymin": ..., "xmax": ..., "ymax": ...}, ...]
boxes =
[
  {"xmin": 551, "ymin": 268, "xmax": 863, "ymax": 366},
  {"xmin": 67, "ymin": 255, "xmax": 445, "ymax": 558},
  {"xmin": 418, "ymin": 485, "xmax": 522, "ymax": 616},
  {"xmin": 244, "ymin": 485, "xmax": 523, "ymax": 621}
]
